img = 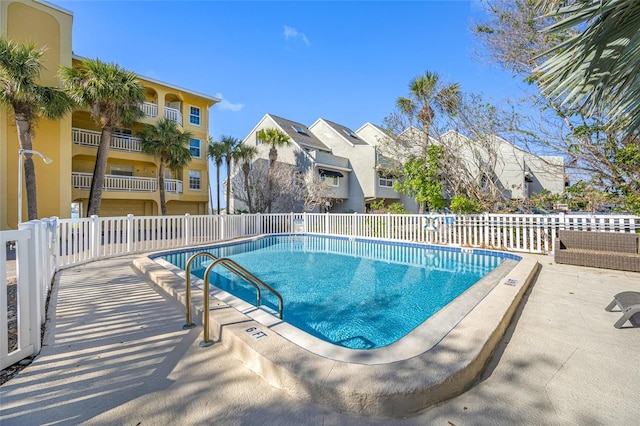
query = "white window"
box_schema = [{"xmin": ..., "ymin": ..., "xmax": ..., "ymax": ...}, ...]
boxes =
[
  {"xmin": 379, "ymin": 177, "xmax": 394, "ymax": 187},
  {"xmin": 292, "ymin": 125, "xmax": 307, "ymax": 135},
  {"xmin": 189, "ymin": 170, "xmax": 201, "ymax": 190},
  {"xmin": 189, "ymin": 138, "xmax": 201, "ymax": 158},
  {"xmin": 189, "ymin": 106, "xmax": 201, "ymax": 126},
  {"xmin": 321, "ymin": 175, "xmax": 339, "ymax": 187}
]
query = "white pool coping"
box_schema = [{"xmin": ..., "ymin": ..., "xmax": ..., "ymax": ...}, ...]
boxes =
[
  {"xmin": 153, "ymin": 253, "xmax": 516, "ymax": 365},
  {"xmin": 134, "ymin": 235, "xmax": 539, "ymax": 416}
]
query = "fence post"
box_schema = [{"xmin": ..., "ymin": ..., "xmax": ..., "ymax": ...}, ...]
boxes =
[
  {"xmin": 302, "ymin": 212, "xmax": 307, "ymax": 233},
  {"xmin": 385, "ymin": 213, "xmax": 391, "ymax": 239},
  {"xmin": 35, "ymin": 220, "xmax": 48, "ymax": 322},
  {"xmin": 484, "ymin": 212, "xmax": 490, "ymax": 248},
  {"xmin": 290, "ymin": 212, "xmax": 294, "ymax": 234},
  {"xmin": 325, "ymin": 212, "xmax": 329, "ymax": 235},
  {"xmin": 126, "ymin": 214, "xmax": 134, "ymax": 253},
  {"xmin": 353, "ymin": 212, "xmax": 357, "ymax": 237},
  {"xmin": 18, "ymin": 221, "xmax": 41, "ymax": 353},
  {"xmin": 184, "ymin": 214, "xmax": 191, "ymax": 246},
  {"xmin": 50, "ymin": 216, "xmax": 59, "ymax": 271},
  {"xmin": 89, "ymin": 215, "xmax": 100, "ymax": 260},
  {"xmin": 257, "ymin": 213, "xmax": 262, "ymax": 235},
  {"xmin": 558, "ymin": 211, "xmax": 566, "ymax": 231}
]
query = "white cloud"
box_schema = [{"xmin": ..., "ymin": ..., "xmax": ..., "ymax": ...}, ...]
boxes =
[
  {"xmin": 215, "ymin": 92, "xmax": 244, "ymax": 112},
  {"xmin": 283, "ymin": 25, "xmax": 310, "ymax": 46}
]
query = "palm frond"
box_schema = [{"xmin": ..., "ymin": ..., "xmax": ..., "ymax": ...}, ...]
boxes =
[
  {"xmin": 34, "ymin": 86, "xmax": 75, "ymax": 119},
  {"xmin": 536, "ymin": 0, "xmax": 640, "ymax": 138},
  {"xmin": 59, "ymin": 58, "xmax": 145, "ymax": 128},
  {"xmin": 395, "ymin": 97, "xmax": 415, "ymax": 115},
  {"xmin": 256, "ymin": 128, "xmax": 291, "ymax": 148},
  {"xmin": 137, "ymin": 118, "xmax": 192, "ymax": 170},
  {"xmin": 207, "ymin": 138, "xmax": 227, "ymax": 166}
]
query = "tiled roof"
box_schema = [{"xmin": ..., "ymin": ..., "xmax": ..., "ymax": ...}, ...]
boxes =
[{"xmin": 268, "ymin": 114, "xmax": 331, "ymax": 151}]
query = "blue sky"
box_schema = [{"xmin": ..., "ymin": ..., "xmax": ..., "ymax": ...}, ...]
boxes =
[{"xmin": 56, "ymin": 0, "xmax": 527, "ymax": 140}]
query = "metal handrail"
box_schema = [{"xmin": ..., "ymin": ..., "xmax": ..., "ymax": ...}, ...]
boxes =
[
  {"xmin": 184, "ymin": 252, "xmax": 217, "ymax": 329},
  {"xmin": 184, "ymin": 252, "xmax": 284, "ymax": 348}
]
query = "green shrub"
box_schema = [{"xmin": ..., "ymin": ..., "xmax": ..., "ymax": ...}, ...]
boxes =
[{"xmin": 449, "ymin": 195, "xmax": 483, "ymax": 214}]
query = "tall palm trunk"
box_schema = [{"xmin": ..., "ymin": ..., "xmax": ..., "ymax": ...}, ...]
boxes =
[
  {"xmin": 208, "ymin": 181, "xmax": 214, "ymax": 215},
  {"xmin": 269, "ymin": 147, "xmax": 278, "ymax": 167},
  {"xmin": 225, "ymin": 157, "xmax": 232, "ymax": 214},
  {"xmin": 267, "ymin": 148, "xmax": 278, "ymax": 213},
  {"xmin": 15, "ymin": 114, "xmax": 39, "ymax": 221},
  {"xmin": 87, "ymin": 128, "xmax": 113, "ymax": 216},
  {"xmin": 158, "ymin": 159, "xmax": 167, "ymax": 215},
  {"xmin": 215, "ymin": 161, "xmax": 221, "ymax": 214},
  {"xmin": 242, "ymin": 162, "xmax": 252, "ymax": 213}
]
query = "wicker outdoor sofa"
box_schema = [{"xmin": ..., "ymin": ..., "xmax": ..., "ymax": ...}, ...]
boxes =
[{"xmin": 554, "ymin": 230, "xmax": 640, "ymax": 272}]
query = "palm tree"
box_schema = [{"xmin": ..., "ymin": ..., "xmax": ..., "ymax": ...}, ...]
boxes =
[
  {"xmin": 207, "ymin": 137, "xmax": 226, "ymax": 214},
  {"xmin": 256, "ymin": 128, "xmax": 291, "ymax": 166},
  {"xmin": 0, "ymin": 36, "xmax": 74, "ymax": 221},
  {"xmin": 60, "ymin": 58, "xmax": 145, "ymax": 216},
  {"xmin": 396, "ymin": 71, "xmax": 461, "ymax": 146},
  {"xmin": 536, "ymin": 0, "xmax": 640, "ymax": 140},
  {"xmin": 233, "ymin": 144, "xmax": 258, "ymax": 213},
  {"xmin": 219, "ymin": 136, "xmax": 241, "ymax": 213},
  {"xmin": 137, "ymin": 118, "xmax": 192, "ymax": 215},
  {"xmin": 256, "ymin": 128, "xmax": 291, "ymax": 213}
]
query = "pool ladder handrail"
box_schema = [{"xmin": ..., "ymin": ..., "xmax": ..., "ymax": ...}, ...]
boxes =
[
  {"xmin": 184, "ymin": 252, "xmax": 284, "ymax": 348},
  {"xmin": 184, "ymin": 252, "xmax": 258, "ymax": 329}
]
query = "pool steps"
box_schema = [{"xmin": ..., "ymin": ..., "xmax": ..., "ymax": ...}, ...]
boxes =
[{"xmin": 184, "ymin": 251, "xmax": 284, "ymax": 347}]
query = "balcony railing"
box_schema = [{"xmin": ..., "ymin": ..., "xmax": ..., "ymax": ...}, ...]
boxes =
[
  {"xmin": 164, "ymin": 106, "xmax": 182, "ymax": 125},
  {"xmin": 309, "ymin": 150, "xmax": 351, "ymax": 169},
  {"xmin": 72, "ymin": 172, "xmax": 157, "ymax": 192},
  {"xmin": 165, "ymin": 178, "xmax": 183, "ymax": 194},
  {"xmin": 142, "ymin": 101, "xmax": 158, "ymax": 117},
  {"xmin": 72, "ymin": 172, "xmax": 183, "ymax": 194},
  {"xmin": 72, "ymin": 128, "xmax": 143, "ymax": 153}
]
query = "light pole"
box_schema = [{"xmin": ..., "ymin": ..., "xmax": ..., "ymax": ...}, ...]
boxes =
[{"xmin": 18, "ymin": 149, "xmax": 53, "ymax": 224}]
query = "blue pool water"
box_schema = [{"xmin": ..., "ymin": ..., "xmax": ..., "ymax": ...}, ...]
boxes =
[{"xmin": 157, "ymin": 235, "xmax": 512, "ymax": 349}]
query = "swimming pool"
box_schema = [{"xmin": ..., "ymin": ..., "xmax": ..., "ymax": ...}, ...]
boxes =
[
  {"xmin": 156, "ymin": 235, "xmax": 516, "ymax": 349},
  {"xmin": 139, "ymin": 234, "xmax": 538, "ymax": 415}
]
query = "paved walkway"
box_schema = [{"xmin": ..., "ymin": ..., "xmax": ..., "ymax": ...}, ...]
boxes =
[{"xmin": 1, "ymin": 254, "xmax": 639, "ymax": 425}]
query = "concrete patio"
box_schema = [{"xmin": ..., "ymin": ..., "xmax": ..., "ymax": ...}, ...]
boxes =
[{"xmin": 1, "ymin": 253, "xmax": 639, "ymax": 425}]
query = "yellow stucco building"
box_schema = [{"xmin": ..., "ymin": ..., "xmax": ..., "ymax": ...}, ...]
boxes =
[{"xmin": 1, "ymin": 0, "xmax": 218, "ymax": 230}]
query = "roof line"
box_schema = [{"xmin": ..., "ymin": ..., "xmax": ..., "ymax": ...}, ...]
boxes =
[
  {"xmin": 71, "ymin": 54, "xmax": 220, "ymax": 105},
  {"xmin": 315, "ymin": 118, "xmax": 356, "ymax": 147},
  {"xmin": 250, "ymin": 114, "xmax": 317, "ymax": 165},
  {"xmin": 35, "ymin": 0, "xmax": 73, "ymax": 16}
]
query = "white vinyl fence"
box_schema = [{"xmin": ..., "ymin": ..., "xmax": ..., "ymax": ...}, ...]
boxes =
[
  {"xmin": 2, "ymin": 212, "xmax": 639, "ymax": 369},
  {"xmin": 2, "ymin": 219, "xmax": 57, "ymax": 369}
]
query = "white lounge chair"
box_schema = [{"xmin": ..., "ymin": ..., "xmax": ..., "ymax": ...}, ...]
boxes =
[{"xmin": 606, "ymin": 292, "xmax": 640, "ymax": 328}]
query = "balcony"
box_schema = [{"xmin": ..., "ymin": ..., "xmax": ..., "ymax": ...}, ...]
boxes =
[
  {"xmin": 72, "ymin": 128, "xmax": 142, "ymax": 153},
  {"xmin": 72, "ymin": 172, "xmax": 183, "ymax": 194},
  {"xmin": 165, "ymin": 178, "xmax": 183, "ymax": 194},
  {"xmin": 164, "ymin": 106, "xmax": 182, "ymax": 125},
  {"xmin": 308, "ymin": 150, "xmax": 351, "ymax": 169},
  {"xmin": 73, "ymin": 172, "xmax": 156, "ymax": 192},
  {"xmin": 142, "ymin": 101, "xmax": 158, "ymax": 118}
]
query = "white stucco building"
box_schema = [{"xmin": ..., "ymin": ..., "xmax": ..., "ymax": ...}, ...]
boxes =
[{"xmin": 228, "ymin": 113, "xmax": 566, "ymax": 213}]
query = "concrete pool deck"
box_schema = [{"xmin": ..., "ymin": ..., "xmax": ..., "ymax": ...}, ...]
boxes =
[
  {"xmin": 1, "ymin": 254, "xmax": 639, "ymax": 424},
  {"xmin": 136, "ymin": 244, "xmax": 539, "ymax": 416}
]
